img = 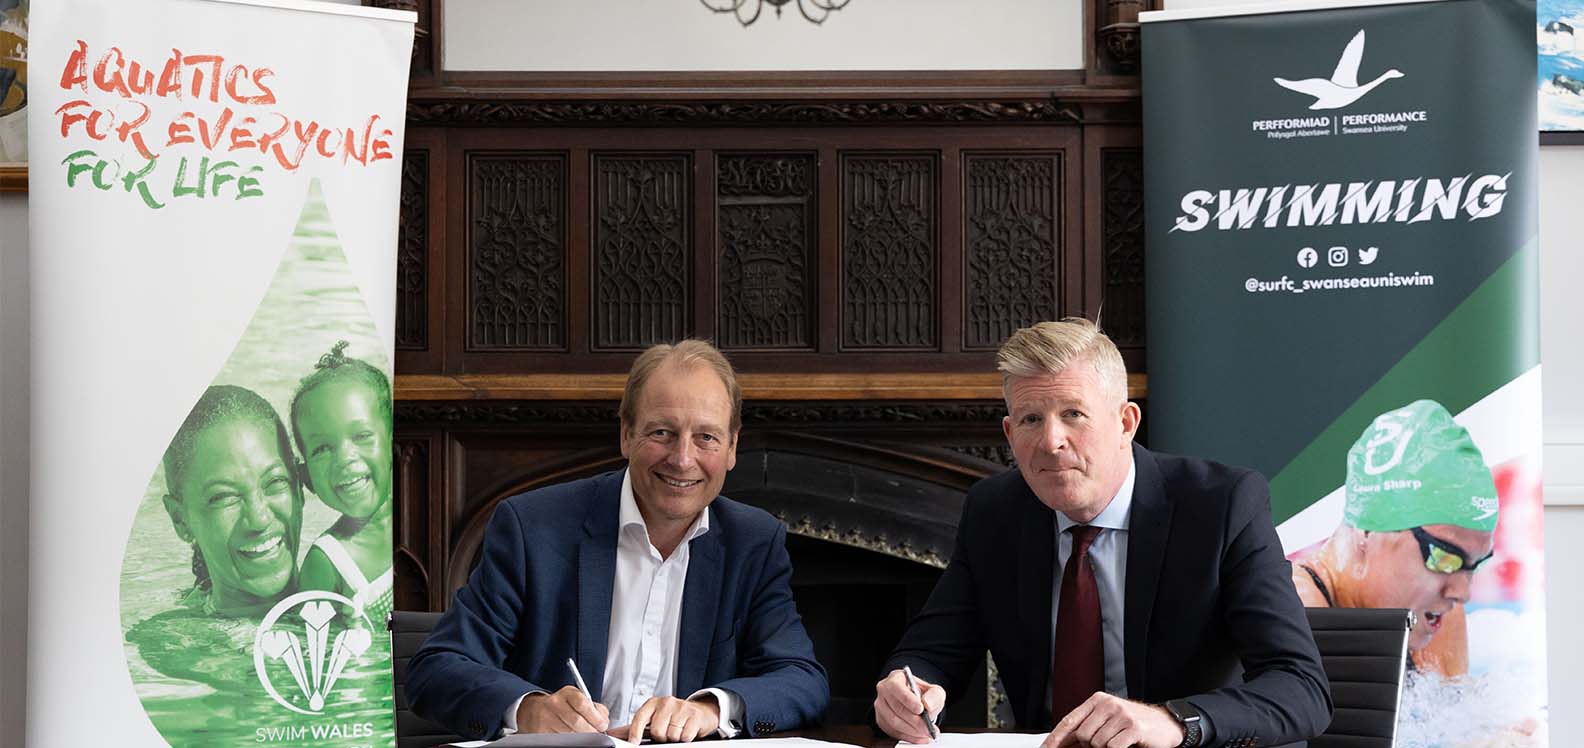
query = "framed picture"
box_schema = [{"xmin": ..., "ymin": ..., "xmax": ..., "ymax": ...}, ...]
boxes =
[
  {"xmin": 0, "ymin": 0, "xmax": 25, "ymax": 191},
  {"xmin": 1541, "ymin": 0, "xmax": 1584, "ymax": 143}
]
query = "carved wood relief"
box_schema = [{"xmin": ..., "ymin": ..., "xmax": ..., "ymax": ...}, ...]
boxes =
[
  {"xmin": 593, "ymin": 154, "xmax": 692, "ymax": 349},
  {"xmin": 467, "ymin": 154, "xmax": 567, "ymax": 350},
  {"xmin": 841, "ymin": 154, "xmax": 937, "ymax": 350},
  {"xmin": 392, "ymin": 436, "xmax": 434, "ymax": 610},
  {"xmin": 718, "ymin": 153, "xmax": 817, "ymax": 349},
  {"xmin": 1101, "ymin": 148, "xmax": 1145, "ymax": 351},
  {"xmin": 962, "ymin": 153, "xmax": 1060, "ymax": 350},
  {"xmin": 407, "ymin": 100, "xmax": 1085, "ymax": 127},
  {"xmin": 397, "ymin": 150, "xmax": 429, "ymax": 351}
]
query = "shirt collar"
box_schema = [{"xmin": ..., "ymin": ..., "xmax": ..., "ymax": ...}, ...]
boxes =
[
  {"xmin": 619, "ymin": 467, "xmax": 712, "ymax": 544},
  {"xmin": 1055, "ymin": 455, "xmax": 1135, "ymax": 533}
]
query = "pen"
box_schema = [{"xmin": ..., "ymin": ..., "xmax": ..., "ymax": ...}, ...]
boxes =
[
  {"xmin": 902, "ymin": 666, "xmax": 940, "ymax": 741},
  {"xmin": 567, "ymin": 657, "xmax": 593, "ymax": 701}
]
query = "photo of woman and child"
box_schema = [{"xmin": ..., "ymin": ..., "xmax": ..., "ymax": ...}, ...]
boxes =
[
  {"xmin": 153, "ymin": 343, "xmax": 393, "ymax": 623},
  {"xmin": 120, "ymin": 181, "xmax": 397, "ymax": 743}
]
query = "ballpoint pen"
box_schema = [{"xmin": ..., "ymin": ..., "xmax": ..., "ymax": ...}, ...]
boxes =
[
  {"xmin": 567, "ymin": 657, "xmax": 593, "ymax": 701},
  {"xmin": 902, "ymin": 666, "xmax": 940, "ymax": 741}
]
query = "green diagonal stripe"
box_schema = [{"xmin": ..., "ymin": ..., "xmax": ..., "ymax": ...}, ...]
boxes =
[{"xmin": 1269, "ymin": 238, "xmax": 1539, "ymax": 524}]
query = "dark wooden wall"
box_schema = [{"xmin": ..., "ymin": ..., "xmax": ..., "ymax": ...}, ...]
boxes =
[
  {"xmin": 397, "ymin": 123, "xmax": 1143, "ymax": 376},
  {"xmin": 378, "ymin": 0, "xmax": 1153, "ymax": 614}
]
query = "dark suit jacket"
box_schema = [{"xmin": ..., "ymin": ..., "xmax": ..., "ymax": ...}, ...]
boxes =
[
  {"xmin": 407, "ymin": 470, "xmax": 830, "ymax": 741},
  {"xmin": 884, "ymin": 444, "xmax": 1330, "ymax": 748}
]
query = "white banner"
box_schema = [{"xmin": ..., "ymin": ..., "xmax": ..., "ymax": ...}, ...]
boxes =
[{"xmin": 28, "ymin": 0, "xmax": 413, "ymax": 745}]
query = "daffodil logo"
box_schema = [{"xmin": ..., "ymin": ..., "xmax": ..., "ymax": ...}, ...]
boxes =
[{"xmin": 254, "ymin": 590, "xmax": 377, "ymax": 715}]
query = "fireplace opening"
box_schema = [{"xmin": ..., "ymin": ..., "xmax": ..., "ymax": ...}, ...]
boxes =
[
  {"xmin": 786, "ymin": 534, "xmax": 1004, "ymax": 728},
  {"xmin": 722, "ymin": 438, "xmax": 1012, "ymax": 727}
]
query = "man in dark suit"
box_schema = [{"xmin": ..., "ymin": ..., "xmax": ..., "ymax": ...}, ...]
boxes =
[
  {"xmin": 408, "ymin": 340, "xmax": 828, "ymax": 743},
  {"xmin": 875, "ymin": 319, "xmax": 1330, "ymax": 748}
]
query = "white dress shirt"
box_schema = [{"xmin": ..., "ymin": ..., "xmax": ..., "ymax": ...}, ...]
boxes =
[
  {"xmin": 1050, "ymin": 456, "xmax": 1134, "ymax": 700},
  {"xmin": 504, "ymin": 469, "xmax": 743, "ymax": 737}
]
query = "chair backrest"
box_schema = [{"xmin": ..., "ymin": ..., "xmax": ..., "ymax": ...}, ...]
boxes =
[
  {"xmin": 391, "ymin": 610, "xmax": 465, "ymax": 748},
  {"xmin": 1305, "ymin": 607, "xmax": 1412, "ymax": 748}
]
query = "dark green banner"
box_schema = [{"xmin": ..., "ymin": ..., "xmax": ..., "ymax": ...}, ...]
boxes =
[{"xmin": 1144, "ymin": 1, "xmax": 1547, "ymax": 744}]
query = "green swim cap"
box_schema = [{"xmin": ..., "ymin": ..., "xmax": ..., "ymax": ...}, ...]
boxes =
[{"xmin": 1343, "ymin": 399, "xmax": 1498, "ymax": 532}]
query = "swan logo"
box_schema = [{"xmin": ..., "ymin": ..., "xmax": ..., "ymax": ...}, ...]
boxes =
[
  {"xmin": 1274, "ymin": 30, "xmax": 1403, "ymax": 110},
  {"xmin": 254, "ymin": 591, "xmax": 377, "ymax": 715}
]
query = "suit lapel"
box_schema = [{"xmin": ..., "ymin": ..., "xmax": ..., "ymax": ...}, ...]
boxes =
[
  {"xmin": 1123, "ymin": 444, "xmax": 1170, "ymax": 698},
  {"xmin": 677, "ymin": 507, "xmax": 723, "ymax": 696},
  {"xmin": 577, "ymin": 473, "xmax": 622, "ymax": 702},
  {"xmin": 1014, "ymin": 478, "xmax": 1056, "ymax": 725}
]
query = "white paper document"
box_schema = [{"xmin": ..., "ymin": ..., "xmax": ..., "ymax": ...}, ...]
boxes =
[
  {"xmin": 447, "ymin": 733, "xmax": 640, "ymax": 748},
  {"xmin": 897, "ymin": 733, "xmax": 1049, "ymax": 748},
  {"xmin": 733, "ymin": 739, "xmax": 865, "ymax": 748}
]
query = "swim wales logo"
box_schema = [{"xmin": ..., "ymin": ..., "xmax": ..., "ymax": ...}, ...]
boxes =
[
  {"xmin": 1253, "ymin": 29, "xmax": 1428, "ymax": 140},
  {"xmin": 254, "ymin": 591, "xmax": 376, "ymax": 715}
]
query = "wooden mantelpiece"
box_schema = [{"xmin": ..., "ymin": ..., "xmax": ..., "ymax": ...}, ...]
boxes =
[{"xmin": 395, "ymin": 372, "xmax": 1148, "ymax": 401}]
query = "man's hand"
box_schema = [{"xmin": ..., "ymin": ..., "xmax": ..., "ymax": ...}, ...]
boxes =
[
  {"xmin": 1041, "ymin": 693, "xmax": 1185, "ymax": 748},
  {"xmin": 517, "ymin": 686, "xmax": 611, "ymax": 734},
  {"xmin": 613, "ymin": 695, "xmax": 721, "ymax": 743},
  {"xmin": 874, "ymin": 669, "xmax": 946, "ymax": 744}
]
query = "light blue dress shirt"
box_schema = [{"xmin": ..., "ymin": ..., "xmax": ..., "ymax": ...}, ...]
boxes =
[{"xmin": 1050, "ymin": 456, "xmax": 1135, "ymax": 700}]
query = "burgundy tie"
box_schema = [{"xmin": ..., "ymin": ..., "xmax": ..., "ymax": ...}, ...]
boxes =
[{"xmin": 1050, "ymin": 524, "xmax": 1104, "ymax": 726}]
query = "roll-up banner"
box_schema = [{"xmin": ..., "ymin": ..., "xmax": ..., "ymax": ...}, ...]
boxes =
[
  {"xmin": 28, "ymin": 0, "xmax": 414, "ymax": 745},
  {"xmin": 1143, "ymin": 0, "xmax": 1546, "ymax": 745}
]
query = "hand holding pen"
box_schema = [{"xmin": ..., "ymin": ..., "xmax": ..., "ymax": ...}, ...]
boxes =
[
  {"xmin": 875, "ymin": 667, "xmax": 944, "ymax": 744},
  {"xmin": 903, "ymin": 667, "xmax": 941, "ymax": 742},
  {"xmin": 513, "ymin": 658, "xmax": 610, "ymax": 734}
]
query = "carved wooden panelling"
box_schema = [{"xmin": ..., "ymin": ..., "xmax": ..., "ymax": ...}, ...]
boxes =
[
  {"xmin": 395, "ymin": 402, "xmax": 1006, "ymax": 427},
  {"xmin": 397, "ymin": 150, "xmax": 429, "ymax": 351},
  {"xmin": 947, "ymin": 444, "xmax": 1016, "ymax": 467},
  {"xmin": 963, "ymin": 154, "xmax": 1060, "ymax": 350},
  {"xmin": 718, "ymin": 154, "xmax": 816, "ymax": 349},
  {"xmin": 393, "ymin": 437, "xmax": 431, "ymax": 611},
  {"xmin": 841, "ymin": 155, "xmax": 937, "ymax": 350},
  {"xmin": 468, "ymin": 154, "xmax": 567, "ymax": 350},
  {"xmin": 1101, "ymin": 149, "xmax": 1145, "ymax": 350},
  {"xmin": 594, "ymin": 154, "xmax": 692, "ymax": 349},
  {"xmin": 407, "ymin": 100, "xmax": 1084, "ymax": 127}
]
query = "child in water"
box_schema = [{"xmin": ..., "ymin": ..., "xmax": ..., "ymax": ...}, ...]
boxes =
[{"xmin": 291, "ymin": 341, "xmax": 395, "ymax": 624}]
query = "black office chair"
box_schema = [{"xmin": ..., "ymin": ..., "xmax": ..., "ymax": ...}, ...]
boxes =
[
  {"xmin": 1305, "ymin": 607, "xmax": 1413, "ymax": 748},
  {"xmin": 392, "ymin": 610, "xmax": 465, "ymax": 748}
]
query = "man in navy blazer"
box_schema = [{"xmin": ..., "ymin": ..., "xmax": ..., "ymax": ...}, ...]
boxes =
[
  {"xmin": 408, "ymin": 341, "xmax": 828, "ymax": 743},
  {"xmin": 875, "ymin": 320, "xmax": 1330, "ymax": 748}
]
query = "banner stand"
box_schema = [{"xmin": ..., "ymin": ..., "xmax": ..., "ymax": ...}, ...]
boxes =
[
  {"xmin": 1143, "ymin": 1, "xmax": 1548, "ymax": 745},
  {"xmin": 29, "ymin": 2, "xmax": 414, "ymax": 746}
]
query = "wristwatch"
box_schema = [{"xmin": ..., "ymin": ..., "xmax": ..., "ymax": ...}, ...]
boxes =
[{"xmin": 1164, "ymin": 699, "xmax": 1204, "ymax": 748}]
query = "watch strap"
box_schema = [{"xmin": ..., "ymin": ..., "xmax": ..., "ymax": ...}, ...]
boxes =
[{"xmin": 1165, "ymin": 699, "xmax": 1203, "ymax": 748}]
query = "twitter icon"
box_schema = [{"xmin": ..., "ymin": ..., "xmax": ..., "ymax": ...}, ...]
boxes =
[{"xmin": 1358, "ymin": 246, "xmax": 1379, "ymax": 265}]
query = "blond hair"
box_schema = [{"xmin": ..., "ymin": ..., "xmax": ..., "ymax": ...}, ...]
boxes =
[
  {"xmin": 620, "ymin": 339, "xmax": 743, "ymax": 435},
  {"xmin": 996, "ymin": 318, "xmax": 1129, "ymax": 403}
]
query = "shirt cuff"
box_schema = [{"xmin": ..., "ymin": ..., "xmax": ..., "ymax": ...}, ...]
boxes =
[
  {"xmin": 501, "ymin": 689, "xmax": 549, "ymax": 738},
  {"xmin": 689, "ymin": 688, "xmax": 744, "ymax": 738}
]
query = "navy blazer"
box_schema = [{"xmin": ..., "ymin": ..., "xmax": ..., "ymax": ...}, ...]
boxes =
[
  {"xmin": 884, "ymin": 444, "xmax": 1331, "ymax": 748},
  {"xmin": 407, "ymin": 471, "xmax": 830, "ymax": 741}
]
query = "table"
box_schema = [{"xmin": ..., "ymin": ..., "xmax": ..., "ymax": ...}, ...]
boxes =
[{"xmin": 778, "ymin": 725, "xmax": 1014, "ymax": 748}]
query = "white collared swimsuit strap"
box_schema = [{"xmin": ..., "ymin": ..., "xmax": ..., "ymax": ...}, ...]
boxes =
[{"xmin": 313, "ymin": 534, "xmax": 395, "ymax": 624}]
